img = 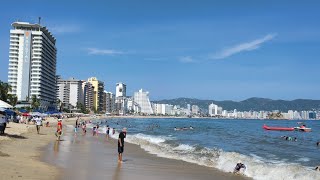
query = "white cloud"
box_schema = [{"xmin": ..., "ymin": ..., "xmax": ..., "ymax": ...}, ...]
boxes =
[
  {"xmin": 86, "ymin": 48, "xmax": 124, "ymax": 55},
  {"xmin": 179, "ymin": 56, "xmax": 196, "ymax": 63},
  {"xmin": 212, "ymin": 33, "xmax": 277, "ymax": 59}
]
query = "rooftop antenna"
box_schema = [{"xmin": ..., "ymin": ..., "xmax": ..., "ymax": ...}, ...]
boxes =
[{"xmin": 38, "ymin": 17, "xmax": 41, "ymax": 25}]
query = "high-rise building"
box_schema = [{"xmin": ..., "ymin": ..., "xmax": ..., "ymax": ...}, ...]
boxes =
[
  {"xmin": 87, "ymin": 77, "xmax": 104, "ymax": 112},
  {"xmin": 116, "ymin": 82, "xmax": 126, "ymax": 98},
  {"xmin": 82, "ymin": 81, "xmax": 94, "ymax": 111},
  {"xmin": 208, "ymin": 103, "xmax": 218, "ymax": 116},
  {"xmin": 104, "ymin": 91, "xmax": 115, "ymax": 114},
  {"xmin": 8, "ymin": 21, "xmax": 57, "ymax": 110},
  {"xmin": 133, "ymin": 89, "xmax": 153, "ymax": 114},
  {"xmin": 115, "ymin": 82, "xmax": 127, "ymax": 115},
  {"xmin": 57, "ymin": 77, "xmax": 83, "ymax": 109},
  {"xmin": 191, "ymin": 105, "xmax": 199, "ymax": 115}
]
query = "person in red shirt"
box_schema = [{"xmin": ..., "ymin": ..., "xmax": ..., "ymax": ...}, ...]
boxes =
[{"xmin": 56, "ymin": 119, "xmax": 63, "ymax": 141}]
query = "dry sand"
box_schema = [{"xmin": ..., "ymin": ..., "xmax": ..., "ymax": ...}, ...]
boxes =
[{"xmin": 0, "ymin": 116, "xmax": 103, "ymax": 180}]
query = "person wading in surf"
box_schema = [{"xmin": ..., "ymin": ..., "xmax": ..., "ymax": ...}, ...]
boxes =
[{"xmin": 118, "ymin": 128, "xmax": 127, "ymax": 163}]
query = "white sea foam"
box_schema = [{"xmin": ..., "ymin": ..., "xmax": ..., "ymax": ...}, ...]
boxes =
[{"xmin": 123, "ymin": 133, "xmax": 320, "ymax": 180}]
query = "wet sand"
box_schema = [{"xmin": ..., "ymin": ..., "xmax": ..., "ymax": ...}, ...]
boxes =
[
  {"xmin": 43, "ymin": 128, "xmax": 248, "ymax": 180},
  {"xmin": 0, "ymin": 116, "xmax": 105, "ymax": 180}
]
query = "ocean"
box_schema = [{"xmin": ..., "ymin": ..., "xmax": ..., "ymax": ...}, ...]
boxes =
[{"xmin": 89, "ymin": 118, "xmax": 320, "ymax": 180}]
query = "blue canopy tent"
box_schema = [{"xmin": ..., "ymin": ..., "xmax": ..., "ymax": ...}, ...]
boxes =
[
  {"xmin": 4, "ymin": 109, "xmax": 15, "ymax": 116},
  {"xmin": 19, "ymin": 109, "xmax": 28, "ymax": 113}
]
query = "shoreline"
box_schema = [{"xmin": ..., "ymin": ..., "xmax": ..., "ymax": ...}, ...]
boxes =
[
  {"xmin": 0, "ymin": 116, "xmax": 105, "ymax": 180},
  {"xmin": 42, "ymin": 125, "xmax": 249, "ymax": 180}
]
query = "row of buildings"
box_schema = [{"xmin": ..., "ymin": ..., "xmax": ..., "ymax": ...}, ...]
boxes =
[
  {"xmin": 6, "ymin": 21, "xmax": 155, "ymax": 114},
  {"xmin": 149, "ymin": 102, "xmax": 319, "ymax": 120},
  {"xmin": 5, "ymin": 21, "xmax": 319, "ymax": 119}
]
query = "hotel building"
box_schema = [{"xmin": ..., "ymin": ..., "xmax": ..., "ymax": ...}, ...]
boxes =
[
  {"xmin": 57, "ymin": 77, "xmax": 83, "ymax": 109},
  {"xmin": 133, "ymin": 89, "xmax": 154, "ymax": 114},
  {"xmin": 87, "ymin": 77, "xmax": 104, "ymax": 112},
  {"xmin": 8, "ymin": 21, "xmax": 57, "ymax": 110}
]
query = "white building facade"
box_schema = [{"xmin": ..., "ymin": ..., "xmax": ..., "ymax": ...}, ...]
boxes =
[
  {"xmin": 57, "ymin": 78, "xmax": 83, "ymax": 108},
  {"xmin": 133, "ymin": 89, "xmax": 154, "ymax": 114},
  {"xmin": 8, "ymin": 22, "xmax": 57, "ymax": 110}
]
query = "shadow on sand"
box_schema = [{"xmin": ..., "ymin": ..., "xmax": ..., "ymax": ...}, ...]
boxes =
[{"xmin": 1, "ymin": 133, "xmax": 28, "ymax": 139}]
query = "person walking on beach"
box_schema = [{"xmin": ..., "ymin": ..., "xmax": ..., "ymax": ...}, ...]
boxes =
[
  {"xmin": 56, "ymin": 119, "xmax": 63, "ymax": 141},
  {"xmin": 118, "ymin": 128, "xmax": 127, "ymax": 163},
  {"xmin": 35, "ymin": 116, "xmax": 42, "ymax": 134}
]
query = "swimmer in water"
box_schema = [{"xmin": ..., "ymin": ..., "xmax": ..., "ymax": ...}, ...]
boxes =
[
  {"xmin": 233, "ymin": 161, "xmax": 246, "ymax": 174},
  {"xmin": 317, "ymin": 142, "xmax": 320, "ymax": 146},
  {"xmin": 190, "ymin": 126, "xmax": 194, "ymax": 130}
]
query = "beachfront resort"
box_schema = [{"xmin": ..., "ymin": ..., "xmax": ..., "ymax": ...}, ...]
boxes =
[{"xmin": 1, "ymin": 1, "xmax": 320, "ymax": 179}]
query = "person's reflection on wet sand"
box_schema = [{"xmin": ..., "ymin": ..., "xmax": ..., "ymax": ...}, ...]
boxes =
[
  {"xmin": 53, "ymin": 141, "xmax": 60, "ymax": 156},
  {"xmin": 112, "ymin": 162, "xmax": 122, "ymax": 180}
]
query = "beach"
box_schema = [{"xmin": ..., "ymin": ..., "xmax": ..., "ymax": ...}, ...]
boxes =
[
  {"xmin": 0, "ymin": 116, "xmax": 100, "ymax": 180},
  {"xmin": 42, "ymin": 125, "xmax": 247, "ymax": 180},
  {"xmin": 0, "ymin": 117, "xmax": 248, "ymax": 180},
  {"xmin": 0, "ymin": 122, "xmax": 59, "ymax": 180}
]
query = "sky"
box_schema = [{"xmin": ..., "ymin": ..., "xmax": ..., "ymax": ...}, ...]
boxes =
[{"xmin": 1, "ymin": 0, "xmax": 320, "ymax": 101}]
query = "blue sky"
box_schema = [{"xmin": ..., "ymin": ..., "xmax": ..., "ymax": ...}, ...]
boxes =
[{"xmin": 1, "ymin": 0, "xmax": 320, "ymax": 100}]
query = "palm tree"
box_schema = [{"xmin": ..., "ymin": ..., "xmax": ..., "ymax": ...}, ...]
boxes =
[
  {"xmin": 31, "ymin": 95, "xmax": 40, "ymax": 110},
  {"xmin": 0, "ymin": 80, "xmax": 17, "ymax": 107},
  {"xmin": 57, "ymin": 98, "xmax": 62, "ymax": 112},
  {"xmin": 0, "ymin": 81, "xmax": 10, "ymax": 100},
  {"xmin": 8, "ymin": 95, "xmax": 17, "ymax": 107}
]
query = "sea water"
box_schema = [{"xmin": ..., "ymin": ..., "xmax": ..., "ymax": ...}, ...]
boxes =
[{"xmin": 90, "ymin": 118, "xmax": 320, "ymax": 180}]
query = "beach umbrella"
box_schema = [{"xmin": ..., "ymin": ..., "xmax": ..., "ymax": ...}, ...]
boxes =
[
  {"xmin": 22, "ymin": 113, "xmax": 30, "ymax": 116},
  {"xmin": 4, "ymin": 109, "xmax": 15, "ymax": 116}
]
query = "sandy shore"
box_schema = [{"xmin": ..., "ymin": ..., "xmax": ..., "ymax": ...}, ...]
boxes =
[
  {"xmin": 0, "ymin": 115, "xmax": 104, "ymax": 180},
  {"xmin": 42, "ymin": 126, "xmax": 248, "ymax": 180},
  {"xmin": 1, "ymin": 115, "xmax": 248, "ymax": 180}
]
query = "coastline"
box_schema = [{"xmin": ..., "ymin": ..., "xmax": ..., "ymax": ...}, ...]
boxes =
[
  {"xmin": 0, "ymin": 116, "xmax": 104, "ymax": 180},
  {"xmin": 41, "ymin": 123, "xmax": 249, "ymax": 180}
]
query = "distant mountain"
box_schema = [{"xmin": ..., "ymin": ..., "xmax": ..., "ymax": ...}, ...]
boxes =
[{"xmin": 152, "ymin": 97, "xmax": 320, "ymax": 112}]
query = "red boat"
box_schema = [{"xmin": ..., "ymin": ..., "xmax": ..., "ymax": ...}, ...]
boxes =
[{"xmin": 263, "ymin": 124, "xmax": 294, "ymax": 131}]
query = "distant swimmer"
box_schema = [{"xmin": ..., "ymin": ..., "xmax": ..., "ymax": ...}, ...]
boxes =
[
  {"xmin": 174, "ymin": 127, "xmax": 181, "ymax": 131},
  {"xmin": 284, "ymin": 136, "xmax": 297, "ymax": 141},
  {"xmin": 189, "ymin": 126, "xmax": 194, "ymax": 130},
  {"xmin": 317, "ymin": 142, "xmax": 320, "ymax": 146},
  {"xmin": 315, "ymin": 166, "xmax": 320, "ymax": 171},
  {"xmin": 233, "ymin": 161, "xmax": 246, "ymax": 174}
]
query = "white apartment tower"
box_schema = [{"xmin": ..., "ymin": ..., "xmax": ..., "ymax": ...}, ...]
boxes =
[
  {"xmin": 133, "ymin": 89, "xmax": 154, "ymax": 114},
  {"xmin": 116, "ymin": 82, "xmax": 126, "ymax": 98},
  {"xmin": 57, "ymin": 78, "xmax": 83, "ymax": 108},
  {"xmin": 115, "ymin": 82, "xmax": 127, "ymax": 115},
  {"xmin": 8, "ymin": 21, "xmax": 57, "ymax": 110}
]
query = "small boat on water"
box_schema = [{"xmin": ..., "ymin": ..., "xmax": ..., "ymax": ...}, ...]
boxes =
[{"xmin": 263, "ymin": 124, "xmax": 294, "ymax": 131}]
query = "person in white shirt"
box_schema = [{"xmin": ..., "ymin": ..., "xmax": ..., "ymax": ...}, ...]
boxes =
[{"xmin": 35, "ymin": 116, "xmax": 42, "ymax": 134}]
